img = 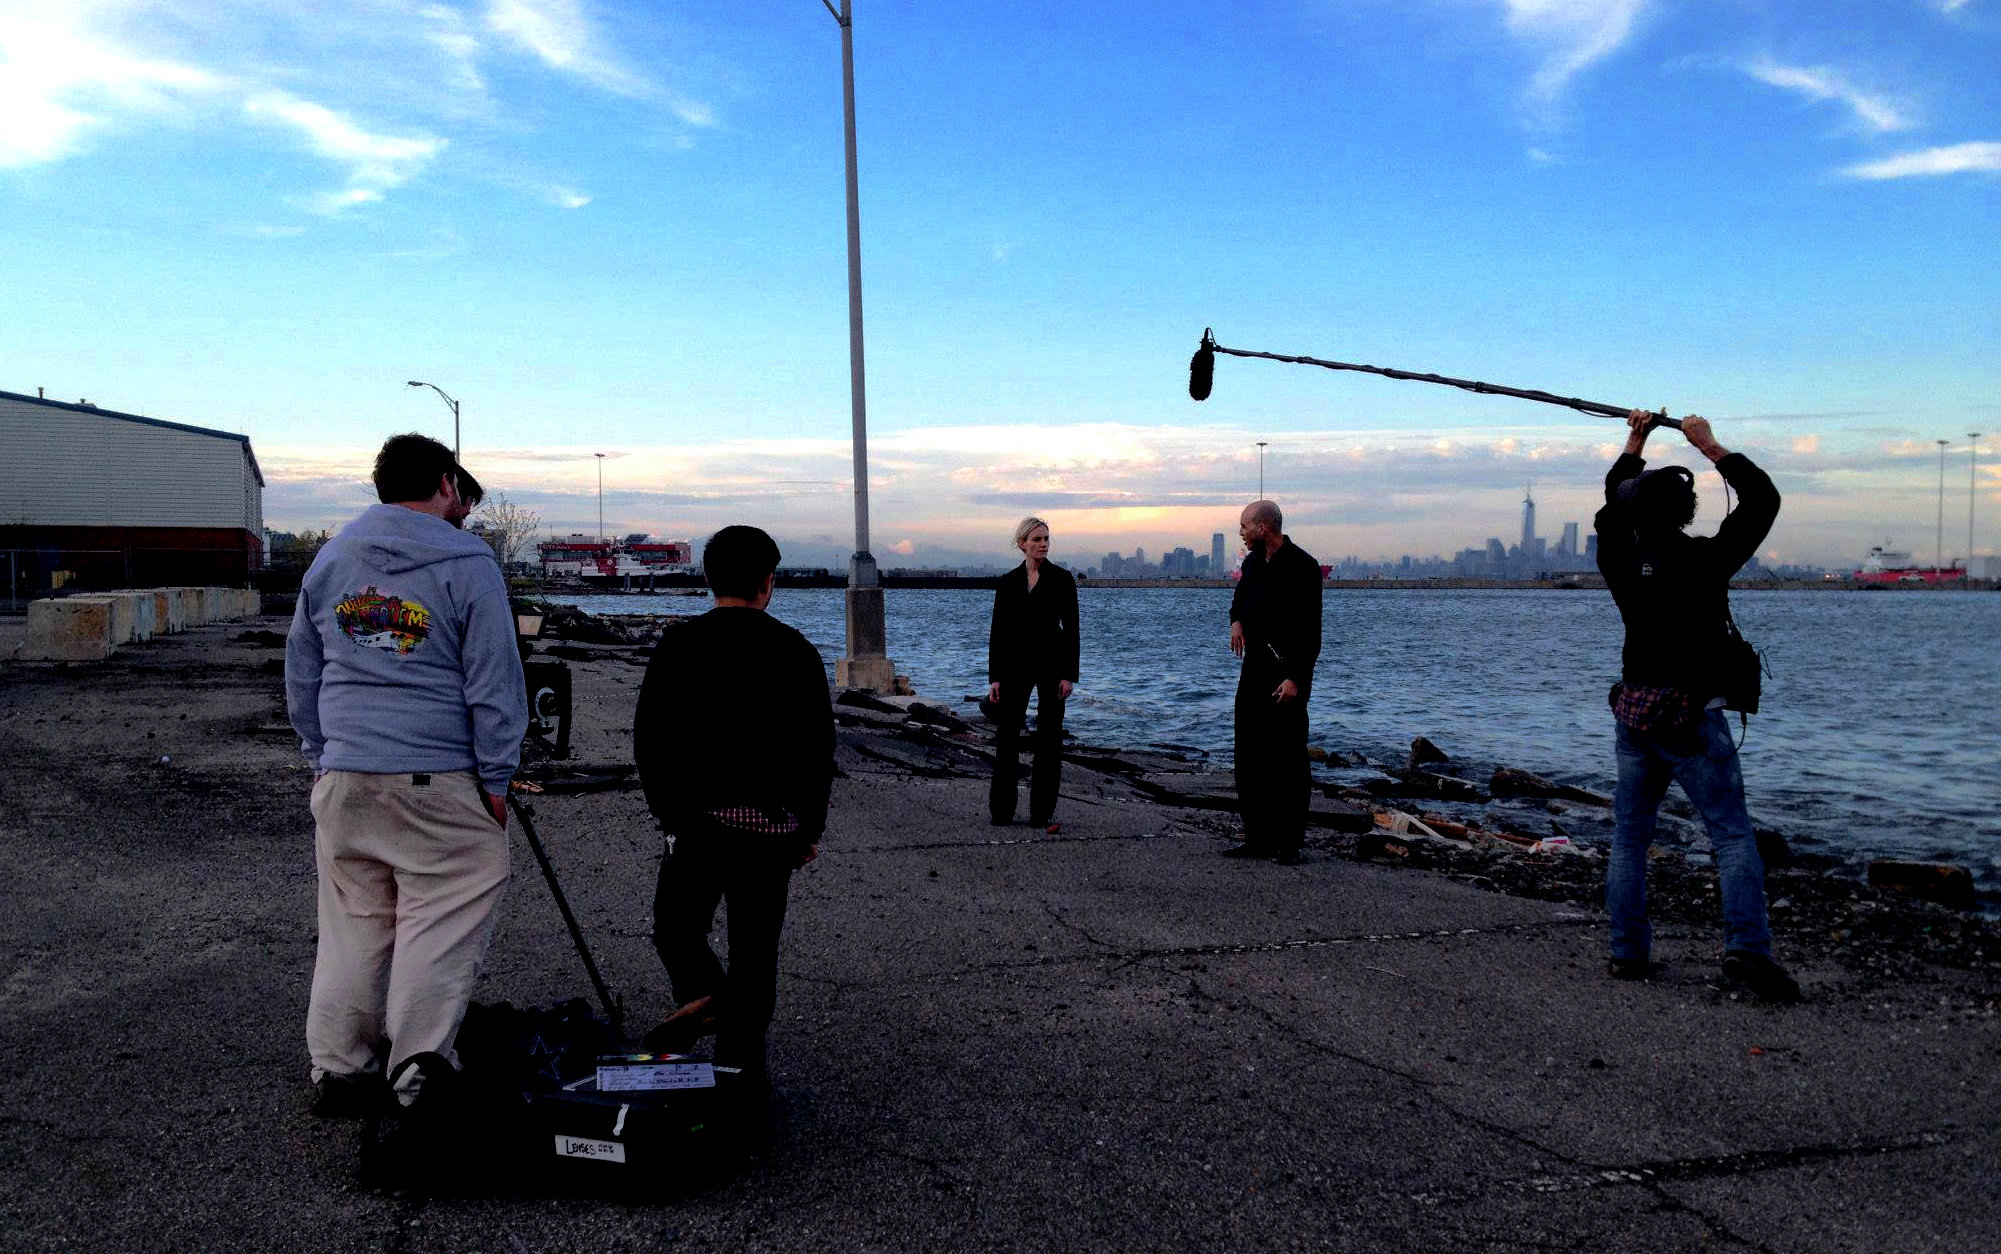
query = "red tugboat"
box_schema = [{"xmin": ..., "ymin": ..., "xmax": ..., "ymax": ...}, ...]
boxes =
[
  {"xmin": 1852, "ymin": 544, "xmax": 1962, "ymax": 586},
  {"xmin": 538, "ymin": 534, "xmax": 694, "ymax": 588}
]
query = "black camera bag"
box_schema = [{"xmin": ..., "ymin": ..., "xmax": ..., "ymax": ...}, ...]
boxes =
[{"xmin": 1719, "ymin": 614, "xmax": 1764, "ymax": 715}]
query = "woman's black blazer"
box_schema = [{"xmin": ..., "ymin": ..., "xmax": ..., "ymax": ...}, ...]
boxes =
[{"xmin": 987, "ymin": 562, "xmax": 1080, "ymax": 683}]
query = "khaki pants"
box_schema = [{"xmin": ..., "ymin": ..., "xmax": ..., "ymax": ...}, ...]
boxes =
[{"xmin": 306, "ymin": 770, "xmax": 510, "ymax": 1099}]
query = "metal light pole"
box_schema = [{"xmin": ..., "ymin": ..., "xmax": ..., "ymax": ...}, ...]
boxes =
[
  {"xmin": 1937, "ymin": 439, "xmax": 1949, "ymax": 577},
  {"xmin": 406, "ymin": 381, "xmax": 460, "ymax": 459},
  {"xmin": 594, "ymin": 453, "xmax": 606, "ymax": 544},
  {"xmin": 1972, "ymin": 432, "xmax": 1984, "ymax": 585},
  {"xmin": 820, "ymin": 0, "xmax": 896, "ymax": 692},
  {"xmin": 1257, "ymin": 441, "xmax": 1268, "ymax": 499}
]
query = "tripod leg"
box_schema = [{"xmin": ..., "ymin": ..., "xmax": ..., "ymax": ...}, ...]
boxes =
[{"xmin": 508, "ymin": 795, "xmax": 624, "ymax": 1038}]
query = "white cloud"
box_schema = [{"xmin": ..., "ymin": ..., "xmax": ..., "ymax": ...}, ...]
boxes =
[
  {"xmin": 548, "ymin": 185, "xmax": 591, "ymax": 209},
  {"xmin": 244, "ymin": 91, "xmax": 445, "ymax": 212},
  {"xmin": 670, "ymin": 99, "xmax": 715, "ymax": 128},
  {"xmin": 1497, "ymin": 0, "xmax": 1651, "ymax": 108},
  {"xmin": 418, "ymin": 4, "xmax": 486, "ymax": 96},
  {"xmin": 1935, "ymin": 0, "xmax": 1973, "ymax": 13},
  {"xmin": 1744, "ymin": 61, "xmax": 1913, "ymax": 134},
  {"xmin": 384, "ymin": 227, "xmax": 466, "ymax": 261},
  {"xmin": 302, "ymin": 188, "xmax": 385, "ymax": 215},
  {"xmin": 1840, "ymin": 141, "xmax": 2001, "ymax": 179},
  {"xmin": 0, "ymin": 9, "xmax": 221, "ymax": 168},
  {"xmin": 484, "ymin": 0, "xmax": 654, "ymax": 98},
  {"xmin": 255, "ymin": 420, "xmax": 1968, "ymax": 567}
]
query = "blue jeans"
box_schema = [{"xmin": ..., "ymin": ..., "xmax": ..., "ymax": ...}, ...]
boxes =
[{"xmin": 1607, "ymin": 710, "xmax": 1772, "ymax": 961}]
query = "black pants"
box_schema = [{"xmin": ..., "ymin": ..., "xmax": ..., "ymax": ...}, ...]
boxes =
[
  {"xmin": 990, "ymin": 675, "xmax": 1066, "ymax": 824},
  {"xmin": 1234, "ymin": 665, "xmax": 1310, "ymax": 855},
  {"xmin": 650, "ymin": 830, "xmax": 796, "ymax": 1075}
]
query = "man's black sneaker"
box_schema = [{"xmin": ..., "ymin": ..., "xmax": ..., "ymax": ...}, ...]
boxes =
[
  {"xmin": 1218, "ymin": 844, "xmax": 1271, "ymax": 859},
  {"xmin": 310, "ymin": 1072, "xmax": 386, "ymax": 1118},
  {"xmin": 1721, "ymin": 950, "xmax": 1803, "ymax": 1004},
  {"xmin": 1607, "ymin": 957, "xmax": 1665, "ymax": 981},
  {"xmin": 1272, "ymin": 849, "xmax": 1304, "ymax": 866}
]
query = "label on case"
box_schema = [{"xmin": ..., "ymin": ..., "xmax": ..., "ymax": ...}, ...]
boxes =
[
  {"xmin": 598, "ymin": 1061, "xmax": 716, "ymax": 1091},
  {"xmin": 554, "ymin": 1134, "xmax": 627, "ymax": 1163}
]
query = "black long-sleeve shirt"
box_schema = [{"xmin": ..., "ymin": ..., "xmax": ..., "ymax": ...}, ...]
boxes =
[
  {"xmin": 1228, "ymin": 537, "xmax": 1324, "ymax": 696},
  {"xmin": 1594, "ymin": 451, "xmax": 1780, "ymax": 698},
  {"xmin": 987, "ymin": 561, "xmax": 1080, "ymax": 683},
  {"xmin": 633, "ymin": 607, "xmax": 835, "ymax": 846}
]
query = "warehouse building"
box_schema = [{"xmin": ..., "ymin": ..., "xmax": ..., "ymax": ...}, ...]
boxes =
[{"xmin": 1, "ymin": 388, "xmax": 264, "ymax": 606}]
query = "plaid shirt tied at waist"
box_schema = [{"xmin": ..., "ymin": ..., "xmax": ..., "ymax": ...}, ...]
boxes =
[
  {"xmin": 1610, "ymin": 682, "xmax": 1697, "ymax": 734},
  {"xmin": 706, "ymin": 806, "xmax": 801, "ymax": 835}
]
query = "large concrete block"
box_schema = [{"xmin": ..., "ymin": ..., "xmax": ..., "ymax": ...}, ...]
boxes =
[
  {"xmin": 208, "ymin": 587, "xmax": 255, "ymax": 623},
  {"xmin": 118, "ymin": 591, "xmax": 155, "ymax": 642},
  {"xmin": 145, "ymin": 589, "xmax": 188, "ymax": 634},
  {"xmin": 99, "ymin": 591, "xmax": 157, "ymax": 643},
  {"xmin": 15, "ymin": 597, "xmax": 118, "ymax": 661},
  {"xmin": 100, "ymin": 593, "xmax": 137, "ymax": 644},
  {"xmin": 179, "ymin": 587, "xmax": 210, "ymax": 625}
]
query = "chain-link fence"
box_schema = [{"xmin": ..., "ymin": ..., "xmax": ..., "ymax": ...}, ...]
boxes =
[{"xmin": 2, "ymin": 549, "xmax": 258, "ymax": 613}]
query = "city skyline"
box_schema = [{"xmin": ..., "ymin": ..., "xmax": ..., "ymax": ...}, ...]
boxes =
[
  {"xmin": 3, "ymin": 2, "xmax": 1995, "ymax": 568},
  {"xmin": 258, "ymin": 434, "xmax": 1980, "ymax": 578}
]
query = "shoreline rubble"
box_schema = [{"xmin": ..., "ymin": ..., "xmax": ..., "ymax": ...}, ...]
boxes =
[{"xmin": 552, "ymin": 604, "xmax": 1992, "ymax": 927}]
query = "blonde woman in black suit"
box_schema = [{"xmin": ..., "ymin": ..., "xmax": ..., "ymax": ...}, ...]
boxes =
[{"xmin": 986, "ymin": 516, "xmax": 1080, "ymax": 827}]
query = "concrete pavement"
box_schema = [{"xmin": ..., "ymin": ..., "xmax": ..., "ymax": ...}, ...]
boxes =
[{"xmin": 0, "ymin": 621, "xmax": 1992, "ymax": 1253}]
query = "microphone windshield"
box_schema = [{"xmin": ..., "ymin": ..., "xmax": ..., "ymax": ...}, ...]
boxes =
[{"xmin": 1189, "ymin": 342, "xmax": 1215, "ymax": 401}]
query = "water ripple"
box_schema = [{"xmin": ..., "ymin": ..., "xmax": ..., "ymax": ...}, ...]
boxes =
[{"xmin": 561, "ymin": 586, "xmax": 2001, "ymax": 886}]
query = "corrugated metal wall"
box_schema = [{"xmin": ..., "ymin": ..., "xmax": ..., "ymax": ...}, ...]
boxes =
[{"xmin": 0, "ymin": 396, "xmax": 261, "ymax": 530}]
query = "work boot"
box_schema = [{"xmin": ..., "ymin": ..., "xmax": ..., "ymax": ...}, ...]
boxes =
[
  {"xmin": 1721, "ymin": 950, "xmax": 1803, "ymax": 1004},
  {"xmin": 310, "ymin": 1071, "xmax": 387, "ymax": 1119},
  {"xmin": 1272, "ymin": 848, "xmax": 1304, "ymax": 866},
  {"xmin": 360, "ymin": 1053, "xmax": 467, "ymax": 1193}
]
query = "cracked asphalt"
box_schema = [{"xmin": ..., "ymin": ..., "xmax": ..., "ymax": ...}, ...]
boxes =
[{"xmin": 0, "ymin": 619, "xmax": 1994, "ymax": 1253}]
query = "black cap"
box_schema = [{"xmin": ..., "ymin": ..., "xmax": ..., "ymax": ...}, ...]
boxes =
[{"xmin": 1616, "ymin": 464, "xmax": 1694, "ymax": 504}]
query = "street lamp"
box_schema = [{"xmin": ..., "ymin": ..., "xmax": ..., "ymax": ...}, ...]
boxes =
[
  {"xmin": 1937, "ymin": 438, "xmax": 1950, "ymax": 577},
  {"xmin": 818, "ymin": 0, "xmax": 896, "ymax": 692},
  {"xmin": 1972, "ymin": 433, "xmax": 1984, "ymax": 585},
  {"xmin": 595, "ymin": 453, "xmax": 606, "ymax": 544},
  {"xmin": 406, "ymin": 381, "xmax": 460, "ymax": 459},
  {"xmin": 1256, "ymin": 442, "xmax": 1268, "ymax": 499}
]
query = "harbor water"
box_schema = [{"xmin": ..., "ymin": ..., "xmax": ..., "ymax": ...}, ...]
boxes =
[{"xmin": 556, "ymin": 586, "xmax": 2001, "ymax": 890}]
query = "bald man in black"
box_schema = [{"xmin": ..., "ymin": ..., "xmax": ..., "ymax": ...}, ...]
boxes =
[{"xmin": 1224, "ymin": 500, "xmax": 1323, "ymax": 865}]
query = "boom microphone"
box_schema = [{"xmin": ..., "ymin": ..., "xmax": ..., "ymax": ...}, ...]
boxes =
[
  {"xmin": 1189, "ymin": 330, "xmax": 1216, "ymax": 401},
  {"xmin": 1188, "ymin": 327, "xmax": 1682, "ymax": 429}
]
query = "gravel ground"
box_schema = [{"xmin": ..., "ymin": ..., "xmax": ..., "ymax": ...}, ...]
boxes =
[{"xmin": 1, "ymin": 614, "xmax": 1995, "ymax": 1254}]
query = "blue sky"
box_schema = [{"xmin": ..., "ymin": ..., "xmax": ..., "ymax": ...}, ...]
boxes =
[{"xmin": 2, "ymin": 0, "xmax": 1996, "ymax": 569}]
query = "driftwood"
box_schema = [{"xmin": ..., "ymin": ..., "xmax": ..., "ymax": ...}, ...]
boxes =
[{"xmin": 1489, "ymin": 767, "xmax": 1611, "ymax": 806}]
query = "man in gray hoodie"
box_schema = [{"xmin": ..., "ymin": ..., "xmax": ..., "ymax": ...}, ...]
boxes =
[{"xmin": 286, "ymin": 433, "xmax": 528, "ymax": 1115}]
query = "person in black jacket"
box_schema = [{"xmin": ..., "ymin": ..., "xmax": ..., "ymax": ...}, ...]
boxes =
[
  {"xmin": 1225, "ymin": 500, "xmax": 1322, "ymax": 864},
  {"xmin": 1596, "ymin": 411, "xmax": 1799, "ymax": 1003},
  {"xmin": 633, "ymin": 525, "xmax": 836, "ymax": 1085},
  {"xmin": 986, "ymin": 517, "xmax": 1080, "ymax": 827}
]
